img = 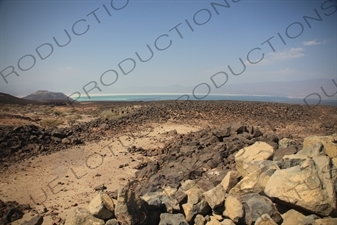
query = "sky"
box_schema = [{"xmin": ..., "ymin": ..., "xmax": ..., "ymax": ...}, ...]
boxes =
[{"xmin": 0, "ymin": 0, "xmax": 336, "ymax": 100}]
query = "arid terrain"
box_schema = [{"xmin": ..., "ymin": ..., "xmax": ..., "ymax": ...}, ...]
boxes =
[{"xmin": 0, "ymin": 99, "xmax": 336, "ymax": 225}]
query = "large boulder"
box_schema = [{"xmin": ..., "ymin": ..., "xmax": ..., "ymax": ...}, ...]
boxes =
[
  {"xmin": 280, "ymin": 142, "xmax": 325, "ymax": 169},
  {"xmin": 115, "ymin": 185, "xmax": 149, "ymax": 225},
  {"xmin": 229, "ymin": 165, "xmax": 278, "ymax": 198},
  {"xmin": 292, "ymin": 142, "xmax": 325, "ymax": 158},
  {"xmin": 235, "ymin": 142, "xmax": 274, "ymax": 177},
  {"xmin": 88, "ymin": 192, "xmax": 115, "ymax": 220},
  {"xmin": 64, "ymin": 207, "xmax": 105, "ymax": 225},
  {"xmin": 265, "ymin": 156, "xmax": 336, "ymax": 216},
  {"xmin": 303, "ymin": 134, "xmax": 337, "ymax": 158},
  {"xmin": 283, "ymin": 210, "xmax": 330, "ymax": 225}
]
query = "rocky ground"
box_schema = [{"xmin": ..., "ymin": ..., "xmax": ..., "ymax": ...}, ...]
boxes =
[{"xmin": 0, "ymin": 100, "xmax": 336, "ymax": 225}]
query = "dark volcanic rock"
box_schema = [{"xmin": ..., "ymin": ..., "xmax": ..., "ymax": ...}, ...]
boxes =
[
  {"xmin": 0, "ymin": 124, "xmax": 86, "ymax": 166},
  {"xmin": 241, "ymin": 193, "xmax": 282, "ymax": 225},
  {"xmin": 115, "ymin": 184, "xmax": 149, "ymax": 225},
  {"xmin": 273, "ymin": 146, "xmax": 298, "ymax": 161},
  {"xmin": 0, "ymin": 200, "xmax": 30, "ymax": 224},
  {"xmin": 2, "ymin": 100, "xmax": 336, "ymax": 168},
  {"xmin": 136, "ymin": 161, "xmax": 159, "ymax": 179},
  {"xmin": 212, "ymin": 124, "xmax": 231, "ymax": 140},
  {"xmin": 21, "ymin": 215, "xmax": 43, "ymax": 225},
  {"xmin": 133, "ymin": 124, "xmax": 256, "ymax": 197}
]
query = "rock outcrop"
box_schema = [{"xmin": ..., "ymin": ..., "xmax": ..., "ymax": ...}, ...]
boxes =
[{"xmin": 55, "ymin": 126, "xmax": 337, "ymax": 225}]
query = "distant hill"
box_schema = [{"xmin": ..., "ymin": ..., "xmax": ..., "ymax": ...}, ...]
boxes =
[
  {"xmin": 23, "ymin": 90, "xmax": 69, "ymax": 101},
  {"xmin": 0, "ymin": 92, "xmax": 38, "ymax": 105}
]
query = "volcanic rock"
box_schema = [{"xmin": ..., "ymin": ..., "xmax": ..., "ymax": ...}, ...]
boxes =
[
  {"xmin": 158, "ymin": 213, "xmax": 188, "ymax": 225},
  {"xmin": 115, "ymin": 185, "xmax": 149, "ymax": 225},
  {"xmin": 241, "ymin": 193, "xmax": 282, "ymax": 225}
]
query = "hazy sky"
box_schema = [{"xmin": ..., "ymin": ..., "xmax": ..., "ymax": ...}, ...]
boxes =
[{"xmin": 0, "ymin": 0, "xmax": 336, "ymax": 99}]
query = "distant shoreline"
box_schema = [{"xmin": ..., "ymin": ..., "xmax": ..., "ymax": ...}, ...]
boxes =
[{"xmin": 73, "ymin": 94, "xmax": 336, "ymax": 107}]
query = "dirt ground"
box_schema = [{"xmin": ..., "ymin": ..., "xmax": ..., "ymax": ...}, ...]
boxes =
[
  {"xmin": 0, "ymin": 120, "xmax": 201, "ymax": 224},
  {"xmin": 0, "ymin": 100, "xmax": 336, "ymax": 224}
]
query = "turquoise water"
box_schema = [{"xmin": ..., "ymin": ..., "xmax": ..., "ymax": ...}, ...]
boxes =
[{"xmin": 75, "ymin": 94, "xmax": 337, "ymax": 106}]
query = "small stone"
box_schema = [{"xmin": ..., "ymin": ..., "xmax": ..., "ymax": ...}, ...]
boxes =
[{"xmin": 21, "ymin": 215, "xmax": 43, "ymax": 225}]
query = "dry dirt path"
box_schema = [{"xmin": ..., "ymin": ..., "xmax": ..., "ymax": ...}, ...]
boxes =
[{"xmin": 0, "ymin": 121, "xmax": 202, "ymax": 224}]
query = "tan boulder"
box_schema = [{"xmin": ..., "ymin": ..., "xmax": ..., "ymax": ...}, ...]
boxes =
[
  {"xmin": 64, "ymin": 207, "xmax": 105, "ymax": 225},
  {"xmin": 223, "ymin": 195, "xmax": 244, "ymax": 223},
  {"xmin": 229, "ymin": 164, "xmax": 278, "ymax": 198},
  {"xmin": 281, "ymin": 142, "xmax": 325, "ymax": 170},
  {"xmin": 294, "ymin": 142, "xmax": 325, "ymax": 158},
  {"xmin": 182, "ymin": 186, "xmax": 210, "ymax": 222},
  {"xmin": 88, "ymin": 192, "xmax": 115, "ymax": 220},
  {"xmin": 303, "ymin": 134, "xmax": 337, "ymax": 158},
  {"xmin": 220, "ymin": 171, "xmax": 241, "ymax": 192},
  {"xmin": 203, "ymin": 184, "xmax": 226, "ymax": 209},
  {"xmin": 281, "ymin": 209, "xmax": 305, "ymax": 225},
  {"xmin": 235, "ymin": 142, "xmax": 274, "ymax": 177},
  {"xmin": 265, "ymin": 156, "xmax": 336, "ymax": 216}
]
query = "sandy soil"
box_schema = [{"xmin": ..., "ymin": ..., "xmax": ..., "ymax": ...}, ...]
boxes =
[{"xmin": 0, "ymin": 121, "xmax": 201, "ymax": 224}]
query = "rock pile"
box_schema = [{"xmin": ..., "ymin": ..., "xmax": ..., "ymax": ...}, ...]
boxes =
[
  {"xmin": 0, "ymin": 125, "xmax": 84, "ymax": 166},
  {"xmin": 2, "ymin": 100, "xmax": 336, "ymax": 169},
  {"xmin": 62, "ymin": 124, "xmax": 337, "ymax": 224},
  {"xmin": 0, "ymin": 199, "xmax": 31, "ymax": 224}
]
